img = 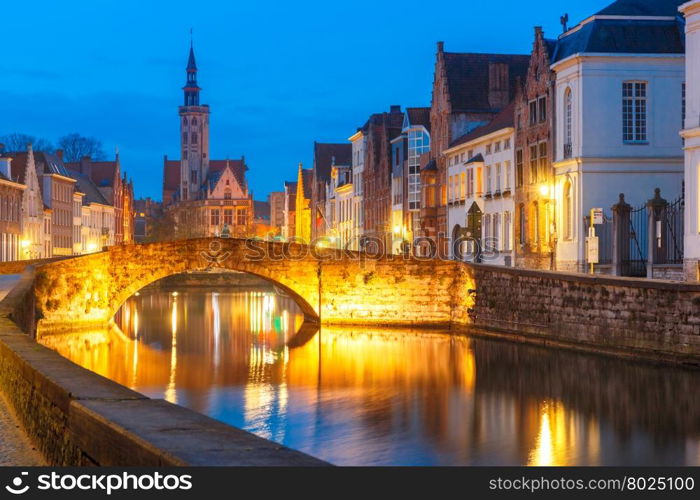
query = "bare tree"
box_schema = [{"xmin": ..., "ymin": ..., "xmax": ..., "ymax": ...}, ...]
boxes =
[
  {"xmin": 57, "ymin": 133, "xmax": 107, "ymax": 162},
  {"xmin": 0, "ymin": 133, "xmax": 53, "ymax": 153}
]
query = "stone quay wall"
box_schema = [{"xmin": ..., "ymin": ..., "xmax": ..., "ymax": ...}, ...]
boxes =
[{"xmin": 464, "ymin": 263, "xmax": 700, "ymax": 366}]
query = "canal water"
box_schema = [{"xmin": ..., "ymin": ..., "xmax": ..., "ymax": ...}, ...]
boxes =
[{"xmin": 40, "ymin": 278, "xmax": 700, "ymax": 466}]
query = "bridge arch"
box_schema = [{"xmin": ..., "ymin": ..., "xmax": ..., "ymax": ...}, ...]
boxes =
[{"xmin": 33, "ymin": 239, "xmax": 321, "ymax": 332}]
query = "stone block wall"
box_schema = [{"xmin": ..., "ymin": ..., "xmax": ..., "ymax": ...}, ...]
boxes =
[
  {"xmin": 464, "ymin": 263, "xmax": 700, "ymax": 364},
  {"xmin": 320, "ymin": 258, "xmax": 474, "ymax": 327},
  {"xmin": 652, "ymin": 264, "xmax": 685, "ymax": 282}
]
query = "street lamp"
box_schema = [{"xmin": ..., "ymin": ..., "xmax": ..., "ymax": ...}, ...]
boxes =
[{"xmin": 539, "ymin": 182, "xmax": 557, "ymax": 270}]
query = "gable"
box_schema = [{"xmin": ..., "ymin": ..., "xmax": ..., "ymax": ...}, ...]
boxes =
[{"xmin": 209, "ymin": 166, "xmax": 245, "ymax": 199}]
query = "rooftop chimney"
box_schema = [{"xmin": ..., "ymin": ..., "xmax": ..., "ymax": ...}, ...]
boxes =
[
  {"xmin": 55, "ymin": 149, "xmax": 63, "ymax": 161},
  {"xmin": 437, "ymin": 41, "xmax": 444, "ymax": 53},
  {"xmin": 390, "ymin": 105, "xmax": 401, "ymax": 113}
]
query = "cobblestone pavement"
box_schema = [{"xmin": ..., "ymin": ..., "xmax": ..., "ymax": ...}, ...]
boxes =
[{"xmin": 0, "ymin": 393, "xmax": 44, "ymax": 466}]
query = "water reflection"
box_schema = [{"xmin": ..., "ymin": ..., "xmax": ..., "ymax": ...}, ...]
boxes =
[{"xmin": 40, "ymin": 286, "xmax": 700, "ymax": 466}]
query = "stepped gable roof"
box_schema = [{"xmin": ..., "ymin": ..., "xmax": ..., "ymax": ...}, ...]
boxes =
[{"xmin": 442, "ymin": 52, "xmax": 529, "ymax": 112}]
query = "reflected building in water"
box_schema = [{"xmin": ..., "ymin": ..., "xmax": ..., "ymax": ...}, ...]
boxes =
[{"xmin": 40, "ymin": 277, "xmax": 700, "ymax": 466}]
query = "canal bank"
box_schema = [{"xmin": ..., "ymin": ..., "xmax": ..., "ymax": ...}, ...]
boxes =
[
  {"xmin": 0, "ymin": 247, "xmax": 700, "ymax": 465},
  {"xmin": 0, "ymin": 267, "xmax": 327, "ymax": 466}
]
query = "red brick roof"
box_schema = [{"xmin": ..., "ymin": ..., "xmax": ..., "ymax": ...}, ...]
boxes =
[
  {"xmin": 449, "ymin": 100, "xmax": 516, "ymax": 148},
  {"xmin": 406, "ymin": 107, "xmax": 431, "ymax": 131},
  {"xmin": 313, "ymin": 142, "xmax": 352, "ymax": 182},
  {"xmin": 208, "ymin": 159, "xmax": 246, "ymax": 188},
  {"xmin": 163, "ymin": 159, "xmax": 180, "ymax": 191},
  {"xmin": 442, "ymin": 52, "xmax": 529, "ymax": 113}
]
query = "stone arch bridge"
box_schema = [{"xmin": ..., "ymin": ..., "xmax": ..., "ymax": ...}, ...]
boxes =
[{"xmin": 26, "ymin": 238, "xmax": 474, "ymax": 336}]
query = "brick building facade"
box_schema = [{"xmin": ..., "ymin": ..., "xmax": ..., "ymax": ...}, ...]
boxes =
[
  {"xmin": 513, "ymin": 27, "xmax": 558, "ymax": 270},
  {"xmin": 426, "ymin": 42, "xmax": 529, "ymax": 256}
]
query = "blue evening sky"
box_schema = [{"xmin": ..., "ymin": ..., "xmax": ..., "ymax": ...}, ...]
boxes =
[{"xmin": 1, "ymin": 0, "xmax": 608, "ymax": 201}]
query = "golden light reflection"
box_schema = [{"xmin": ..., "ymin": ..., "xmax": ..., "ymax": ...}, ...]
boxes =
[
  {"xmin": 165, "ymin": 297, "xmax": 178, "ymax": 404},
  {"xmin": 39, "ymin": 286, "xmax": 700, "ymax": 466}
]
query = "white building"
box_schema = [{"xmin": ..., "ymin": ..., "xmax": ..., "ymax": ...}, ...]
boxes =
[
  {"xmin": 551, "ymin": 0, "xmax": 686, "ymax": 272},
  {"xmin": 444, "ymin": 104, "xmax": 516, "ymax": 265},
  {"xmin": 348, "ymin": 129, "xmax": 366, "ymax": 250},
  {"xmin": 682, "ymin": 0, "xmax": 700, "ymax": 280}
]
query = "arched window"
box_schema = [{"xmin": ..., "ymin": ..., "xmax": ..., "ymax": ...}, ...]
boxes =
[
  {"xmin": 564, "ymin": 180, "xmax": 573, "ymax": 240},
  {"xmin": 564, "ymin": 88, "xmax": 573, "ymax": 157},
  {"xmin": 192, "ymin": 118, "xmax": 197, "ymax": 127}
]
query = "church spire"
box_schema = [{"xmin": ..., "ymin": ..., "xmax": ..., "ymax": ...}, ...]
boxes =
[{"xmin": 183, "ymin": 32, "xmax": 200, "ymax": 107}]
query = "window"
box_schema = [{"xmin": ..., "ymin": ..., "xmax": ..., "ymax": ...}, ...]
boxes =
[
  {"xmin": 493, "ymin": 214, "xmax": 501, "ymax": 251},
  {"xmin": 564, "ymin": 88, "xmax": 573, "ymax": 158},
  {"xmin": 224, "ymin": 209, "xmax": 233, "ymax": 226},
  {"xmin": 622, "ymin": 81, "xmax": 647, "ymax": 143},
  {"xmin": 538, "ymin": 96, "xmax": 547, "ymax": 123},
  {"xmin": 529, "ymin": 145, "xmax": 538, "ymax": 184},
  {"xmin": 486, "ymin": 166, "xmax": 492, "ymax": 195},
  {"xmin": 504, "ymin": 212, "xmax": 511, "ymax": 251},
  {"xmin": 191, "ymin": 132, "xmax": 198, "ymax": 143},
  {"xmin": 532, "ymin": 202, "xmax": 539, "ymax": 244},
  {"xmin": 190, "ymin": 170, "xmax": 197, "ymax": 184},
  {"xmin": 529, "ymin": 101, "xmax": 537, "ymax": 125},
  {"xmin": 460, "ymin": 172, "xmax": 466, "ymax": 200},
  {"xmin": 505, "ymin": 161, "xmax": 512, "ymax": 190},
  {"xmin": 467, "ymin": 149, "xmax": 474, "ymax": 159},
  {"xmin": 210, "ymin": 209, "xmax": 220, "ymax": 226},
  {"xmin": 564, "ymin": 181, "xmax": 573, "ymax": 240},
  {"xmin": 515, "ymin": 150, "xmax": 524, "ymax": 188},
  {"xmin": 236, "ymin": 208, "xmax": 247, "ymax": 226},
  {"xmin": 467, "ymin": 169, "xmax": 474, "ymax": 198},
  {"xmin": 494, "ymin": 141, "xmax": 501, "ymax": 153},
  {"xmin": 183, "ymin": 133, "xmax": 188, "ymax": 145},
  {"xmin": 538, "ymin": 142, "xmax": 548, "ymax": 181},
  {"xmin": 485, "ymin": 144, "xmax": 492, "ymax": 155},
  {"xmin": 484, "ymin": 214, "xmax": 491, "ymax": 241},
  {"xmin": 224, "ymin": 188, "xmax": 232, "ymax": 200},
  {"xmin": 503, "ymin": 138, "xmax": 511, "ymax": 150},
  {"xmin": 495, "ymin": 163, "xmax": 501, "ymax": 193}
]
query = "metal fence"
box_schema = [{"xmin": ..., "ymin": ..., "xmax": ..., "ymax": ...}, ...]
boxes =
[
  {"xmin": 624, "ymin": 202, "xmax": 649, "ymax": 277},
  {"xmin": 655, "ymin": 194, "xmax": 684, "ymax": 265}
]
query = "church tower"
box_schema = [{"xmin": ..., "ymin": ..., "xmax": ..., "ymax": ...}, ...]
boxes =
[{"xmin": 179, "ymin": 39, "xmax": 210, "ymax": 201}]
